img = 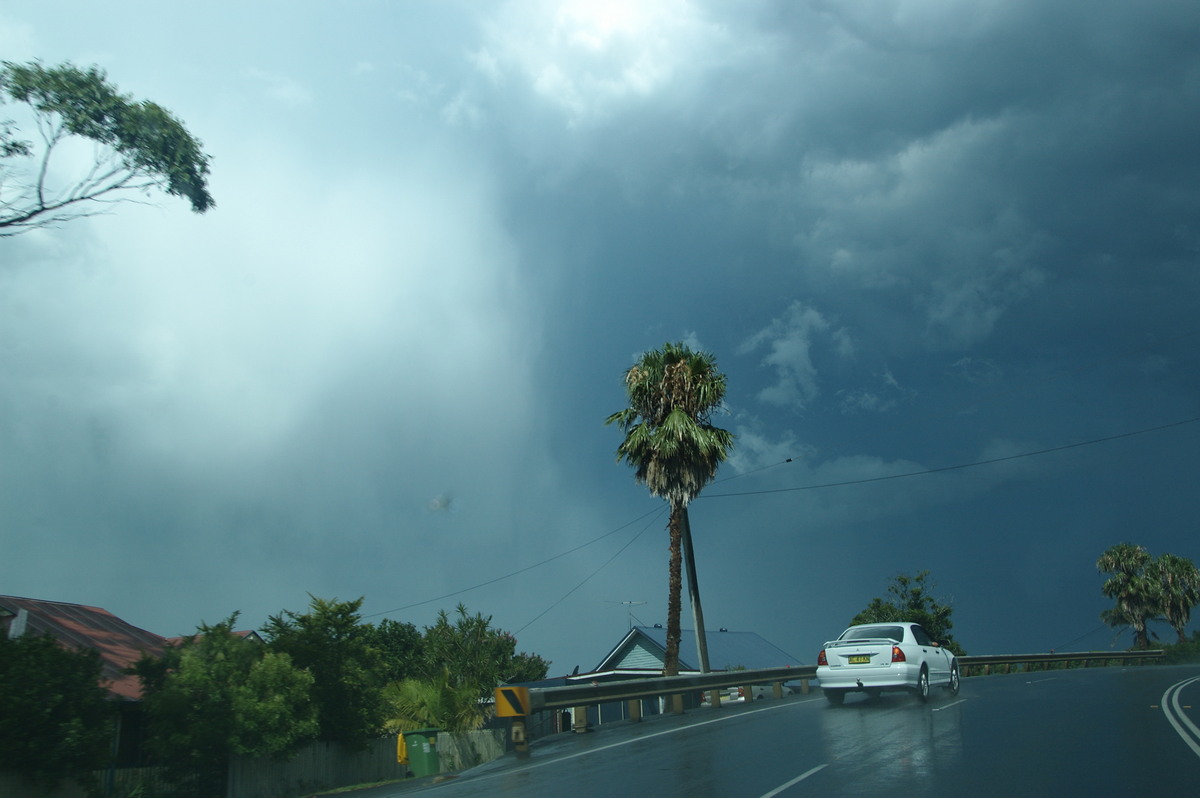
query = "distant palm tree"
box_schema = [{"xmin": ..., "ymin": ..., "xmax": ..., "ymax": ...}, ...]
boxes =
[
  {"xmin": 1097, "ymin": 543, "xmax": 1159, "ymax": 649},
  {"xmin": 382, "ymin": 670, "xmax": 484, "ymax": 733},
  {"xmin": 607, "ymin": 342, "xmax": 734, "ymax": 676},
  {"xmin": 1151, "ymin": 553, "xmax": 1200, "ymax": 643}
]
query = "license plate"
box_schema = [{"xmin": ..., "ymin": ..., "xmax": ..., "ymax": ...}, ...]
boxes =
[{"xmin": 848, "ymin": 655, "xmax": 871, "ymax": 664}]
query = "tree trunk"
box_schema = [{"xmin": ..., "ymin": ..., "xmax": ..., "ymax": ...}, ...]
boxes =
[
  {"xmin": 1134, "ymin": 621, "xmax": 1149, "ymax": 650},
  {"xmin": 664, "ymin": 504, "xmax": 683, "ymax": 677},
  {"xmin": 681, "ymin": 507, "xmax": 710, "ymax": 673}
]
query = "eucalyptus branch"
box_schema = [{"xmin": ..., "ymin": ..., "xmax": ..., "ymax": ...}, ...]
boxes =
[{"xmin": 0, "ymin": 59, "xmax": 213, "ymax": 237}]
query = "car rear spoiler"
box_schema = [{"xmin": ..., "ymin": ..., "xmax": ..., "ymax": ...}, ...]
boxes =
[{"xmin": 824, "ymin": 637, "xmax": 901, "ymax": 647}]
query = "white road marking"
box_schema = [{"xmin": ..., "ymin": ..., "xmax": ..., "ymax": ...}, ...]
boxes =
[
  {"xmin": 1162, "ymin": 675, "xmax": 1200, "ymax": 759},
  {"xmin": 426, "ymin": 696, "xmax": 825, "ymax": 787},
  {"xmin": 932, "ymin": 699, "xmax": 967, "ymax": 712},
  {"xmin": 758, "ymin": 763, "xmax": 829, "ymax": 797}
]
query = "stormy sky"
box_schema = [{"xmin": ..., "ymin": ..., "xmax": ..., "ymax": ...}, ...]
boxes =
[{"xmin": 2, "ymin": 0, "xmax": 1199, "ymax": 672}]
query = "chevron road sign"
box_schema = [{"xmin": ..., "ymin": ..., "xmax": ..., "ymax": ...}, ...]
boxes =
[{"xmin": 495, "ymin": 685, "xmax": 530, "ymax": 717}]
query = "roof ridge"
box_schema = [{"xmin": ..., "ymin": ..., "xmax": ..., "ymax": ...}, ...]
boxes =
[{"xmin": 0, "ymin": 594, "xmax": 110, "ymax": 612}]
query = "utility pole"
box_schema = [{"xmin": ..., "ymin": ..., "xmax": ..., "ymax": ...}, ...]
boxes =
[{"xmin": 680, "ymin": 507, "xmax": 711, "ymax": 673}]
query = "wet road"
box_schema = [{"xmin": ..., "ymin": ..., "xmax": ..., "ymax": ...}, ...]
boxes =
[{"xmin": 376, "ymin": 665, "xmax": 1200, "ymax": 797}]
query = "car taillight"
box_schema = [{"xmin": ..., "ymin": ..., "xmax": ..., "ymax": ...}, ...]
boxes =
[
  {"xmin": 817, "ymin": 649, "xmax": 828, "ymax": 666},
  {"xmin": 891, "ymin": 646, "xmax": 906, "ymax": 663}
]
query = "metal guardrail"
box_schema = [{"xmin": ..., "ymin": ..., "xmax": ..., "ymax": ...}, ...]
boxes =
[
  {"xmin": 528, "ymin": 665, "xmax": 817, "ymax": 713},
  {"xmin": 524, "ymin": 650, "xmax": 1166, "ymax": 714},
  {"xmin": 498, "ymin": 649, "xmax": 1169, "ymax": 751},
  {"xmin": 958, "ymin": 649, "xmax": 1164, "ymax": 676}
]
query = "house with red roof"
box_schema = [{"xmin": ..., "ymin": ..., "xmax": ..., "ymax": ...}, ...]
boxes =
[
  {"xmin": 0, "ymin": 595, "xmax": 167, "ymax": 701},
  {"xmin": 1, "ymin": 595, "xmax": 169, "ymax": 765}
]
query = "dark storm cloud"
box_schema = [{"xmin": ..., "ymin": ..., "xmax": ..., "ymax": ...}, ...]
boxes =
[
  {"xmin": 2, "ymin": 1, "xmax": 1199, "ymax": 668},
  {"xmin": 477, "ymin": 0, "xmax": 1200, "ymax": 352}
]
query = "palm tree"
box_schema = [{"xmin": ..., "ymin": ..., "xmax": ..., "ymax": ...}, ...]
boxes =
[
  {"xmin": 607, "ymin": 342, "xmax": 734, "ymax": 677},
  {"xmin": 1151, "ymin": 553, "xmax": 1200, "ymax": 643},
  {"xmin": 382, "ymin": 670, "xmax": 484, "ymax": 733},
  {"xmin": 1096, "ymin": 543, "xmax": 1159, "ymax": 649}
]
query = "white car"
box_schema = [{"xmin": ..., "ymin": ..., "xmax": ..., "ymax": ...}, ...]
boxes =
[
  {"xmin": 746, "ymin": 681, "xmax": 802, "ymax": 700},
  {"xmin": 816, "ymin": 622, "xmax": 960, "ymax": 705}
]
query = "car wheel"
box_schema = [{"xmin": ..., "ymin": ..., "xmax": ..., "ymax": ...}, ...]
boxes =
[
  {"xmin": 947, "ymin": 664, "xmax": 960, "ymax": 696},
  {"xmin": 914, "ymin": 667, "xmax": 930, "ymax": 702},
  {"xmin": 824, "ymin": 689, "xmax": 846, "ymax": 706}
]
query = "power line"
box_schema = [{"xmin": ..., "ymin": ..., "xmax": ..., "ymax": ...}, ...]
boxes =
[
  {"xmin": 1052, "ymin": 624, "xmax": 1111, "ymax": 653},
  {"xmin": 504, "ymin": 415, "xmax": 1199, "ymax": 637},
  {"xmin": 700, "ymin": 415, "xmax": 1200, "ymax": 499},
  {"xmin": 364, "ymin": 414, "xmax": 1200, "ymax": 624},
  {"xmin": 361, "ymin": 506, "xmax": 663, "ymax": 619},
  {"xmin": 514, "ymin": 508, "xmax": 665, "ymax": 635},
  {"xmin": 706, "ymin": 332, "xmax": 1200, "ymax": 493}
]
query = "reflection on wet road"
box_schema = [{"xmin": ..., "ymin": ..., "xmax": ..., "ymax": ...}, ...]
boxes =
[{"xmin": 818, "ymin": 692, "xmax": 964, "ymax": 796}]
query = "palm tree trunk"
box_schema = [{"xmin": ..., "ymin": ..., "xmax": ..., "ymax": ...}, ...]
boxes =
[
  {"xmin": 664, "ymin": 504, "xmax": 683, "ymax": 677},
  {"xmin": 681, "ymin": 507, "xmax": 711, "ymax": 673}
]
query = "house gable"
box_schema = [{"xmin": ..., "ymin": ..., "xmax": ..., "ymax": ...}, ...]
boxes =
[
  {"xmin": 613, "ymin": 637, "xmax": 668, "ymax": 670},
  {"xmin": 593, "ymin": 625, "xmax": 803, "ymax": 674},
  {"xmin": 0, "ymin": 595, "xmax": 166, "ymax": 701}
]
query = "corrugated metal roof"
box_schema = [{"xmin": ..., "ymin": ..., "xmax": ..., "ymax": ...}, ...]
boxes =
[
  {"xmin": 595, "ymin": 626, "xmax": 804, "ymax": 673},
  {"xmin": 0, "ymin": 595, "xmax": 166, "ymax": 701}
]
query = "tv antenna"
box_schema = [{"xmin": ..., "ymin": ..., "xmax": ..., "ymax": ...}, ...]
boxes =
[{"xmin": 605, "ymin": 600, "xmax": 647, "ymax": 630}]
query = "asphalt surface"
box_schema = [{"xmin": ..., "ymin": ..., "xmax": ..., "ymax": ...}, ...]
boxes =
[{"xmin": 316, "ymin": 665, "xmax": 1200, "ymax": 797}]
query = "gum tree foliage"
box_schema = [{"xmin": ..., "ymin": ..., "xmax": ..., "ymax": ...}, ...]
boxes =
[
  {"xmin": 262, "ymin": 596, "xmax": 385, "ymax": 747},
  {"xmin": 417, "ymin": 604, "xmax": 550, "ymax": 698},
  {"xmin": 364, "ymin": 617, "xmax": 424, "ymax": 684},
  {"xmin": 0, "ymin": 60, "xmax": 212, "ymax": 235},
  {"xmin": 851, "ymin": 571, "xmax": 966, "ymax": 656},
  {"xmin": 0, "ymin": 633, "xmax": 111, "ymax": 790},
  {"xmin": 606, "ymin": 342, "xmax": 734, "ymax": 676},
  {"xmin": 132, "ymin": 615, "xmax": 316, "ymax": 797}
]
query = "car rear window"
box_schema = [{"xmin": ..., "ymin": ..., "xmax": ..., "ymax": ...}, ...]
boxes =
[{"xmin": 841, "ymin": 625, "xmax": 904, "ymax": 642}]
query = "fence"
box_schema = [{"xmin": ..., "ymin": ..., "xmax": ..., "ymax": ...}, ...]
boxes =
[
  {"xmin": 1, "ymin": 730, "xmax": 505, "ymax": 798},
  {"xmin": 227, "ymin": 737, "xmax": 409, "ymax": 798},
  {"xmin": 225, "ymin": 730, "xmax": 504, "ymax": 798}
]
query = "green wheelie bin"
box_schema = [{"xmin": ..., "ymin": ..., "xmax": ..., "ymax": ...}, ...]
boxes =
[{"xmin": 402, "ymin": 728, "xmax": 440, "ymax": 777}]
